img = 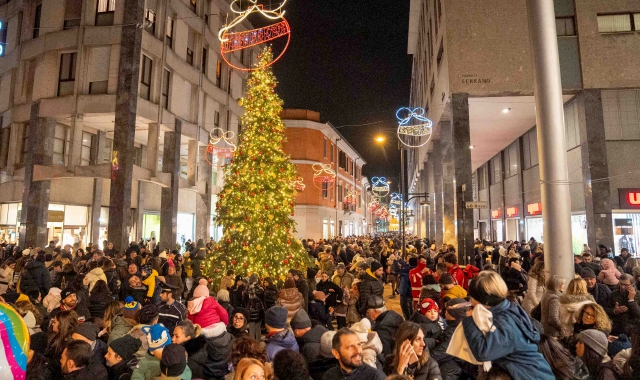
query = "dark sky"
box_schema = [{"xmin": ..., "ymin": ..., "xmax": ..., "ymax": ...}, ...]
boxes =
[{"xmin": 273, "ymin": 0, "xmax": 413, "ymax": 183}]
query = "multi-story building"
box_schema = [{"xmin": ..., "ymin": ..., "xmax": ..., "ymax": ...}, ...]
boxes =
[
  {"xmin": 281, "ymin": 109, "xmax": 367, "ymax": 239},
  {"xmin": 0, "ymin": 0, "xmax": 257, "ymax": 250},
  {"xmin": 407, "ymin": 0, "xmax": 640, "ymax": 257}
]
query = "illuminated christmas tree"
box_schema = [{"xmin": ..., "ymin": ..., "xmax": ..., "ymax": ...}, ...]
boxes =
[{"xmin": 205, "ymin": 47, "xmax": 309, "ymax": 287}]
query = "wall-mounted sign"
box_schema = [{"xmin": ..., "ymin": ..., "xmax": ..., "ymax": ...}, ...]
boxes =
[
  {"xmin": 527, "ymin": 202, "xmax": 542, "ymax": 216},
  {"xmin": 465, "ymin": 201, "xmax": 489, "ymax": 209},
  {"xmin": 461, "ymin": 74, "xmax": 491, "ymax": 85},
  {"xmin": 506, "ymin": 207, "xmax": 519, "ymax": 218},
  {"xmin": 48, "ymin": 211, "xmax": 65, "ymax": 223},
  {"xmin": 491, "ymin": 209, "xmax": 501, "ymax": 219},
  {"xmin": 619, "ymin": 189, "xmax": 640, "ymax": 209}
]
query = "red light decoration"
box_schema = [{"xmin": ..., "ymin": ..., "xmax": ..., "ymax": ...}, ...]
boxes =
[
  {"xmin": 527, "ymin": 202, "xmax": 542, "ymax": 215},
  {"xmin": 506, "ymin": 207, "xmax": 519, "ymax": 217},
  {"xmin": 343, "ymin": 190, "xmax": 359, "ymax": 207},
  {"xmin": 219, "ymin": 0, "xmax": 291, "ymax": 72},
  {"xmin": 312, "ymin": 163, "xmax": 336, "ymax": 190},
  {"xmin": 491, "ymin": 209, "xmax": 501, "ymax": 219},
  {"xmin": 206, "ymin": 128, "xmax": 237, "ymax": 166},
  {"xmin": 628, "ymin": 193, "xmax": 640, "ymax": 205}
]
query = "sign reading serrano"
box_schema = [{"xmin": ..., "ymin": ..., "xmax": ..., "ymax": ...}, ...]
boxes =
[{"xmin": 619, "ymin": 189, "xmax": 640, "ymax": 209}]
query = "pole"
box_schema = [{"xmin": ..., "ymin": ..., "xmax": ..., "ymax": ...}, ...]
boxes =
[
  {"xmin": 526, "ymin": 0, "xmax": 574, "ymax": 282},
  {"xmin": 400, "ymin": 145, "xmax": 406, "ymax": 257},
  {"xmin": 335, "ymin": 138, "xmax": 341, "ymax": 238}
]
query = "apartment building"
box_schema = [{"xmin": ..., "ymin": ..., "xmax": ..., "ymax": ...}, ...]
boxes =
[
  {"xmin": 407, "ymin": 0, "xmax": 640, "ymax": 257},
  {"xmin": 0, "ymin": 0, "xmax": 257, "ymax": 250},
  {"xmin": 281, "ymin": 109, "xmax": 367, "ymax": 240}
]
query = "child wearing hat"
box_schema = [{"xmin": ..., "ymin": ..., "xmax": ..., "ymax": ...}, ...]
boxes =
[
  {"xmin": 131, "ymin": 324, "xmax": 192, "ymax": 380},
  {"xmin": 408, "ymin": 298, "xmax": 445, "ymax": 349}
]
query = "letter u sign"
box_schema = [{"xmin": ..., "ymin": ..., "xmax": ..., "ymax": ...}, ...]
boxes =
[{"xmin": 628, "ymin": 193, "xmax": 640, "ymax": 205}]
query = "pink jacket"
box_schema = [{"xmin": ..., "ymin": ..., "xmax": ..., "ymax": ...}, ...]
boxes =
[
  {"xmin": 187, "ymin": 296, "xmax": 229, "ymax": 328},
  {"xmin": 597, "ymin": 258, "xmax": 621, "ymax": 285}
]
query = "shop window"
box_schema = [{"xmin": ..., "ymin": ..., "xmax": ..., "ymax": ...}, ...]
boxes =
[
  {"xmin": 58, "ymin": 52, "xmax": 77, "ymax": 97},
  {"xmin": 53, "ymin": 124, "xmax": 69, "ymax": 166},
  {"xmin": 33, "ymin": 3, "xmax": 42, "ymax": 39},
  {"xmin": 64, "ymin": 0, "xmax": 82, "ymax": 29},
  {"xmin": 145, "ymin": 9, "xmax": 156, "ymax": 35},
  {"xmin": 166, "ymin": 16, "xmax": 174, "ymax": 49},
  {"xmin": 140, "ymin": 55, "xmax": 152, "ymax": 100},
  {"xmin": 161, "ymin": 69, "xmax": 170, "ymax": 109},
  {"xmin": 80, "ymin": 131, "xmax": 94, "ymax": 166},
  {"xmin": 96, "ymin": 0, "xmax": 115, "ymax": 26},
  {"xmin": 597, "ymin": 13, "xmax": 639, "ymax": 33},
  {"xmin": 556, "ymin": 17, "xmax": 576, "ymax": 36}
]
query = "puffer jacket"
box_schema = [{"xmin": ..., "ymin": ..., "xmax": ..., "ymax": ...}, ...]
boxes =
[
  {"xmin": 202, "ymin": 322, "xmax": 234, "ymax": 380},
  {"xmin": 297, "ymin": 324, "xmax": 328, "ymax": 363},
  {"xmin": 598, "ymin": 258, "xmax": 621, "ymax": 286},
  {"xmin": 182, "ymin": 335, "xmax": 208, "ymax": 380},
  {"xmin": 107, "ymin": 315, "xmax": 136, "ymax": 344},
  {"xmin": 358, "ymin": 269, "xmax": 384, "ymax": 315},
  {"xmin": 409, "ymin": 311, "xmax": 444, "ymax": 349},
  {"xmin": 372, "ymin": 310, "xmax": 405, "ymax": 357},
  {"xmin": 276, "ymin": 287, "xmax": 303, "ymax": 320},
  {"xmin": 19, "ymin": 259, "xmax": 52, "ymax": 298},
  {"xmin": 88, "ymin": 289, "xmax": 111, "ymax": 319},
  {"xmin": 558, "ymin": 293, "xmax": 594, "ymax": 337},
  {"xmin": 383, "ymin": 355, "xmax": 442, "ymax": 380},
  {"xmin": 522, "ymin": 275, "xmax": 544, "ymax": 314},
  {"xmin": 84, "ymin": 267, "xmax": 108, "ymax": 292},
  {"xmin": 265, "ymin": 329, "xmax": 299, "ymax": 362}
]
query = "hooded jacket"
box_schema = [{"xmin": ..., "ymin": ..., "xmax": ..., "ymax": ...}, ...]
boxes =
[
  {"xmin": 187, "ymin": 296, "xmax": 229, "ymax": 328},
  {"xmin": 182, "ymin": 335, "xmax": 208, "ymax": 380},
  {"xmin": 88, "ymin": 288, "xmax": 112, "ymax": 319},
  {"xmin": 19, "ymin": 259, "xmax": 52, "ymax": 298},
  {"xmin": 598, "ymin": 259, "xmax": 621, "ymax": 286},
  {"xmin": 462, "ymin": 299, "xmax": 555, "ymax": 380},
  {"xmin": 202, "ymin": 322, "xmax": 234, "ymax": 379},
  {"xmin": 558, "ymin": 293, "xmax": 595, "ymax": 337},
  {"xmin": 358, "ymin": 269, "xmax": 384, "ymax": 315},
  {"xmin": 276, "ymin": 287, "xmax": 304, "ymax": 320},
  {"xmin": 350, "ymin": 320, "xmax": 383, "ymax": 369},
  {"xmin": 84, "ymin": 267, "xmax": 108, "ymax": 292},
  {"xmin": 265, "ymin": 329, "xmax": 299, "ymax": 362},
  {"xmin": 297, "ymin": 325, "xmax": 329, "ymax": 363},
  {"xmin": 409, "ymin": 311, "xmax": 444, "ymax": 349},
  {"xmin": 372, "ymin": 310, "xmax": 404, "ymax": 357},
  {"xmin": 107, "ymin": 315, "xmax": 136, "ymax": 344}
]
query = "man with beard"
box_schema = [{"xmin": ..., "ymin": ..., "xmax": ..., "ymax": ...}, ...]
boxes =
[
  {"xmin": 581, "ymin": 267, "xmax": 611, "ymax": 309},
  {"xmin": 61, "ymin": 340, "xmax": 108, "ymax": 380},
  {"xmin": 50, "ymin": 288, "xmax": 91, "ymax": 324},
  {"xmin": 104, "ymin": 335, "xmax": 141, "ymax": 380},
  {"xmin": 323, "ymin": 328, "xmax": 385, "ymax": 380},
  {"xmin": 606, "ymin": 273, "xmax": 640, "ymax": 336}
]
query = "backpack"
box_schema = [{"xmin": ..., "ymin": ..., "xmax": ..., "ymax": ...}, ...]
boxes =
[{"xmin": 462, "ymin": 265, "xmax": 479, "ymax": 290}]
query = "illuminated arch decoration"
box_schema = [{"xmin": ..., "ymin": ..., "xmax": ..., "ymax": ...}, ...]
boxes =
[
  {"xmin": 396, "ymin": 107, "xmax": 433, "ymax": 148},
  {"xmin": 291, "ymin": 177, "xmax": 305, "ymax": 193},
  {"xmin": 312, "ymin": 163, "xmax": 336, "ymax": 190},
  {"xmin": 218, "ymin": 0, "xmax": 291, "ymax": 72},
  {"xmin": 371, "ymin": 177, "xmax": 390, "ymax": 198},
  {"xmin": 206, "ymin": 128, "xmax": 237, "ymax": 166}
]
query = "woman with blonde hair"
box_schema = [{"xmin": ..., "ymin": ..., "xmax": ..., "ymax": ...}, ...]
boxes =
[
  {"xmin": 558, "ymin": 278, "xmax": 595, "ymax": 338},
  {"xmin": 99, "ymin": 300, "xmax": 122, "ymax": 339},
  {"xmin": 567, "ymin": 302, "xmax": 611, "ymax": 354},
  {"xmin": 462, "ymin": 271, "xmax": 555, "ymax": 379},
  {"xmin": 541, "ymin": 275, "xmax": 564, "ymax": 337},
  {"xmin": 522, "ymin": 261, "xmax": 545, "ymax": 314}
]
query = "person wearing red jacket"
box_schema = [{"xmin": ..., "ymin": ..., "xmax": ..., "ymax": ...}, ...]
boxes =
[
  {"xmin": 187, "ymin": 282, "xmax": 229, "ymax": 328},
  {"xmin": 409, "ymin": 256, "xmax": 432, "ymax": 309},
  {"xmin": 444, "ymin": 252, "xmax": 465, "ymax": 289}
]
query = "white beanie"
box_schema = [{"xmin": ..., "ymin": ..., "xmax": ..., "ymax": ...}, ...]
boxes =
[{"xmin": 349, "ymin": 319, "xmax": 371, "ymax": 343}]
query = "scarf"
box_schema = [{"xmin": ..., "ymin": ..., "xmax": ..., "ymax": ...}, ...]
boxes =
[{"xmin": 187, "ymin": 296, "xmax": 206, "ymax": 315}]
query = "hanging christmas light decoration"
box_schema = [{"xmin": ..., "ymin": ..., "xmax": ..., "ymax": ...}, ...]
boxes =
[
  {"xmin": 291, "ymin": 176, "xmax": 306, "ymax": 193},
  {"xmin": 396, "ymin": 107, "xmax": 433, "ymax": 148},
  {"xmin": 219, "ymin": 0, "xmax": 291, "ymax": 72},
  {"xmin": 371, "ymin": 177, "xmax": 390, "ymax": 198},
  {"xmin": 368, "ymin": 199, "xmax": 381, "ymax": 212},
  {"xmin": 206, "ymin": 128, "xmax": 237, "ymax": 166},
  {"xmin": 312, "ymin": 163, "xmax": 336, "ymax": 190},
  {"xmin": 343, "ymin": 189, "xmax": 359, "ymax": 207},
  {"xmin": 390, "ymin": 192, "xmax": 403, "ymax": 206}
]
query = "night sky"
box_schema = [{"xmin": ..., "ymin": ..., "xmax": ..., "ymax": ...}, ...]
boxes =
[{"xmin": 273, "ymin": 0, "xmax": 413, "ymax": 184}]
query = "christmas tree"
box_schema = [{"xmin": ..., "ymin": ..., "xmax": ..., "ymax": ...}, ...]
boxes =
[{"xmin": 205, "ymin": 47, "xmax": 310, "ymax": 287}]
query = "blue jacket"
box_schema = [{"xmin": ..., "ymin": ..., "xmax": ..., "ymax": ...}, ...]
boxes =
[
  {"xmin": 462, "ymin": 300, "xmax": 554, "ymax": 380},
  {"xmin": 266, "ymin": 329, "xmax": 299, "ymax": 362},
  {"xmin": 396, "ymin": 260, "xmax": 412, "ymax": 297}
]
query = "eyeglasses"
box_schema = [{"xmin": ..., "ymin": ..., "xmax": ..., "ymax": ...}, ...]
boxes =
[{"xmin": 583, "ymin": 311, "xmax": 596, "ymax": 319}]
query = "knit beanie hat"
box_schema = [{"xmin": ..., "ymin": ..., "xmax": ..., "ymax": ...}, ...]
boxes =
[
  {"xmin": 577, "ymin": 329, "xmax": 609, "ymax": 357},
  {"xmin": 420, "ymin": 298, "xmax": 439, "ymax": 315},
  {"xmin": 142, "ymin": 324, "xmax": 172, "ymax": 352},
  {"xmin": 265, "ymin": 306, "xmax": 288, "ymax": 329},
  {"xmin": 349, "ymin": 318, "xmax": 372, "ymax": 343},
  {"xmin": 74, "ymin": 322, "xmax": 98, "ymax": 341},
  {"xmin": 60, "ymin": 288, "xmax": 76, "ymax": 301},
  {"xmin": 370, "ymin": 261, "xmax": 382, "ymax": 272},
  {"xmin": 320, "ymin": 330, "xmax": 337, "ymax": 358},
  {"xmin": 109, "ymin": 335, "xmax": 142, "ymax": 361},
  {"xmin": 446, "ymin": 298, "xmax": 471, "ymax": 320},
  {"xmin": 123, "ymin": 296, "xmax": 141, "ymax": 320},
  {"xmin": 290, "ymin": 309, "xmax": 312, "ymax": 330},
  {"xmin": 580, "ymin": 267, "xmax": 597, "ymax": 279},
  {"xmin": 193, "ymin": 284, "xmax": 210, "ymax": 298},
  {"xmin": 160, "ymin": 344, "xmax": 187, "ymax": 376},
  {"xmin": 233, "ymin": 307, "xmax": 250, "ymax": 324}
]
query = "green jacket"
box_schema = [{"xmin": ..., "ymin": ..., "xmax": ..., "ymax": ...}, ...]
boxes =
[
  {"xmin": 131, "ymin": 353, "xmax": 192, "ymax": 380},
  {"xmin": 108, "ymin": 315, "xmax": 136, "ymax": 344}
]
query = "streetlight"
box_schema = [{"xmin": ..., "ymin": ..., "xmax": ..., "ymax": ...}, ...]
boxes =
[{"xmin": 374, "ymin": 135, "xmax": 386, "ymax": 144}]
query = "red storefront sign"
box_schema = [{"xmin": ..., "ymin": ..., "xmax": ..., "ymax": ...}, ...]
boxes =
[
  {"xmin": 491, "ymin": 209, "xmax": 501, "ymax": 219},
  {"xmin": 506, "ymin": 207, "xmax": 519, "ymax": 217},
  {"xmin": 619, "ymin": 189, "xmax": 640, "ymax": 209},
  {"xmin": 527, "ymin": 202, "xmax": 542, "ymax": 215}
]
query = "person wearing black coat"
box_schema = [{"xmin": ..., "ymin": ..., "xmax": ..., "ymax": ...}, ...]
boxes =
[
  {"xmin": 291, "ymin": 309, "xmax": 328, "ymax": 364},
  {"xmin": 315, "ymin": 272, "xmax": 343, "ymax": 310},
  {"xmin": 581, "ymin": 267, "xmax": 611, "ymax": 309},
  {"xmin": 88, "ymin": 280, "xmax": 112, "ymax": 319},
  {"xmin": 263, "ymin": 277, "xmax": 279, "ymax": 310},
  {"xmin": 19, "ymin": 256, "xmax": 52, "ymax": 299},
  {"xmin": 366, "ymin": 296, "xmax": 404, "ymax": 358},
  {"xmin": 182, "ymin": 335, "xmax": 208, "ymax": 380},
  {"xmin": 229, "ymin": 277, "xmax": 248, "ymax": 308},
  {"xmin": 408, "ymin": 311, "xmax": 443, "ymax": 350},
  {"xmin": 503, "ymin": 258, "xmax": 528, "ymax": 297},
  {"xmin": 430, "ymin": 299, "xmax": 476, "ymax": 380},
  {"xmin": 202, "ymin": 324, "xmax": 234, "ymax": 380},
  {"xmin": 358, "ymin": 264, "xmax": 385, "ymax": 316}
]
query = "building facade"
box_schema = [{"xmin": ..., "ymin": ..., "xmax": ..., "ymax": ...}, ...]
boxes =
[
  {"xmin": 0, "ymin": 0, "xmax": 257, "ymax": 250},
  {"xmin": 407, "ymin": 0, "xmax": 640, "ymax": 257},
  {"xmin": 281, "ymin": 109, "xmax": 367, "ymax": 240}
]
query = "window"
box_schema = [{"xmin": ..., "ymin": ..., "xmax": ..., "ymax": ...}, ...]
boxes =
[
  {"xmin": 522, "ymin": 128, "xmax": 539, "ymax": 169},
  {"xmin": 556, "ymin": 17, "xmax": 576, "ymax": 36},
  {"xmin": 0, "ymin": 127, "xmax": 10, "ymax": 168},
  {"xmin": 64, "ymin": 0, "xmax": 82, "ymax": 29},
  {"xmin": 478, "ymin": 165, "xmax": 488, "ymax": 190},
  {"xmin": 503, "ymin": 142, "xmax": 518, "ymax": 178},
  {"xmin": 490, "ymin": 155, "xmax": 501, "ymax": 184},
  {"xmin": 140, "ymin": 55, "xmax": 152, "ymax": 100},
  {"xmin": 190, "ymin": 0, "xmax": 197, "ymax": 13},
  {"xmin": 227, "ymin": 69, "xmax": 232, "ymax": 94},
  {"xmin": 80, "ymin": 131, "xmax": 94, "ymax": 166},
  {"xmin": 436, "ymin": 43, "xmax": 444, "ymax": 67},
  {"xmin": 0, "ymin": 21, "xmax": 7, "ymax": 57},
  {"xmin": 330, "ymin": 143, "xmax": 334, "ymax": 162},
  {"xmin": 166, "ymin": 16, "xmax": 174, "ymax": 49},
  {"xmin": 161, "ymin": 69, "xmax": 170, "ymax": 109},
  {"xmin": 322, "ymin": 182, "xmax": 328, "ymax": 199},
  {"xmin": 214, "ymin": 111, "xmax": 220, "ymax": 128},
  {"xmin": 186, "ymin": 48, "xmax": 194, "ymax": 66},
  {"xmin": 145, "ymin": 9, "xmax": 156, "ymax": 35},
  {"xmin": 52, "ymin": 124, "xmax": 69, "ymax": 166},
  {"xmin": 597, "ymin": 13, "xmax": 639, "ymax": 33},
  {"xmin": 33, "ymin": 4, "xmax": 42, "ymax": 39},
  {"xmin": 58, "ymin": 52, "xmax": 77, "ymax": 96},
  {"xmin": 102, "ymin": 138, "xmax": 113, "ymax": 163},
  {"xmin": 338, "ymin": 184, "xmax": 343, "ymax": 200},
  {"xmin": 202, "ymin": 47, "xmax": 207, "ymax": 74},
  {"xmin": 323, "ymin": 138, "xmax": 327, "ymax": 158},
  {"xmin": 96, "ymin": 0, "xmax": 115, "ymax": 26},
  {"xmin": 216, "ymin": 60, "xmax": 222, "ymax": 87},
  {"xmin": 20, "ymin": 130, "xmax": 28, "ymax": 165}
]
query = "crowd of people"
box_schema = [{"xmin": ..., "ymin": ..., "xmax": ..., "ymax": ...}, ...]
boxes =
[{"xmin": 0, "ymin": 235, "xmax": 640, "ymax": 380}]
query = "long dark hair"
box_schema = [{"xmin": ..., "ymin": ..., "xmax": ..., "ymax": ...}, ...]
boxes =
[
  {"xmin": 623, "ymin": 323, "xmax": 640, "ymax": 379},
  {"xmin": 582, "ymin": 344, "xmax": 604, "ymax": 379},
  {"xmin": 48, "ymin": 310, "xmax": 79, "ymax": 354},
  {"xmin": 90, "ymin": 279, "xmax": 110, "ymax": 298},
  {"xmin": 537, "ymin": 334, "xmax": 580, "ymax": 380},
  {"xmin": 391, "ymin": 322, "xmax": 429, "ymax": 370}
]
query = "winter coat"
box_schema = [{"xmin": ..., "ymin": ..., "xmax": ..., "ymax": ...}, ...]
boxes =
[
  {"xmin": 350, "ymin": 323, "xmax": 383, "ymax": 369},
  {"xmin": 419, "ymin": 285, "xmax": 442, "ymax": 307},
  {"xmin": 598, "ymin": 259, "xmax": 621, "ymax": 286},
  {"xmin": 263, "ymin": 284, "xmax": 279, "ymax": 310},
  {"xmin": 19, "ymin": 260, "xmax": 52, "ymax": 298},
  {"xmin": 372, "ymin": 310, "xmax": 405, "ymax": 357},
  {"xmin": 130, "ymin": 353, "xmax": 191, "ymax": 380},
  {"xmin": 219, "ymin": 300, "xmax": 234, "ymax": 321},
  {"xmin": 442, "ymin": 285, "xmax": 467, "ymax": 303},
  {"xmin": 503, "ymin": 267, "xmax": 528, "ymax": 295},
  {"xmin": 107, "ymin": 317, "xmax": 134, "ymax": 346},
  {"xmin": 188, "ymin": 296, "xmax": 229, "ymax": 328},
  {"xmin": 246, "ymin": 282, "xmax": 265, "ymax": 322},
  {"xmin": 297, "ymin": 325, "xmax": 328, "ymax": 364},
  {"xmin": 332, "ymin": 272, "xmax": 355, "ymax": 291},
  {"xmin": 396, "ymin": 260, "xmax": 412, "ymax": 297},
  {"xmin": 358, "ymin": 269, "xmax": 384, "ymax": 315},
  {"xmin": 229, "ymin": 285, "xmax": 247, "ymax": 308},
  {"xmin": 276, "ymin": 287, "xmax": 304, "ymax": 320},
  {"xmin": 64, "ymin": 364, "xmax": 108, "ymax": 380},
  {"xmin": 607, "ymin": 289, "xmax": 640, "ymax": 336},
  {"xmin": 322, "ymin": 363, "xmax": 385, "ymax": 380},
  {"xmin": 43, "ymin": 287, "xmax": 62, "ymax": 313},
  {"xmin": 106, "ymin": 357, "xmax": 138, "ymax": 380},
  {"xmin": 127, "ymin": 324, "xmax": 151, "ymax": 361},
  {"xmin": 447, "ymin": 264, "xmax": 465, "ymax": 289},
  {"xmin": 54, "ymin": 268, "xmax": 77, "ymax": 289},
  {"xmin": 541, "ymin": 290, "xmax": 563, "ymax": 337},
  {"xmin": 0, "ymin": 266, "xmax": 13, "ymax": 293},
  {"xmin": 84, "ymin": 267, "xmax": 108, "ymax": 293},
  {"xmin": 182, "ymin": 335, "xmax": 208, "ymax": 380},
  {"xmin": 296, "ymin": 277, "xmax": 310, "ymax": 312},
  {"xmin": 588, "ymin": 283, "xmax": 612, "ymax": 310},
  {"xmin": 383, "ymin": 355, "xmax": 442, "ymax": 380},
  {"xmin": 202, "ymin": 322, "xmax": 234, "ymax": 379},
  {"xmin": 521, "ymin": 275, "xmax": 544, "ymax": 314},
  {"xmin": 88, "ymin": 290, "xmax": 112, "ymax": 319},
  {"xmin": 409, "ymin": 311, "xmax": 444, "ymax": 349},
  {"xmin": 462, "ymin": 299, "xmax": 555, "ymax": 380},
  {"xmin": 558, "ymin": 293, "xmax": 594, "ymax": 337},
  {"xmin": 431, "ymin": 319, "xmax": 474, "ymax": 380},
  {"xmin": 316, "ymin": 279, "xmax": 343, "ymax": 308},
  {"xmin": 346, "ymin": 285, "xmax": 360, "ymax": 323},
  {"xmin": 265, "ymin": 329, "xmax": 299, "ymax": 362}
]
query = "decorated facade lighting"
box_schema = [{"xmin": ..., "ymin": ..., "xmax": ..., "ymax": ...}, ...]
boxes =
[
  {"xmin": 291, "ymin": 176, "xmax": 305, "ymax": 193},
  {"xmin": 396, "ymin": 107, "xmax": 433, "ymax": 148},
  {"xmin": 312, "ymin": 163, "xmax": 336, "ymax": 190},
  {"xmin": 371, "ymin": 177, "xmax": 390, "ymax": 197},
  {"xmin": 206, "ymin": 128, "xmax": 237, "ymax": 166}
]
